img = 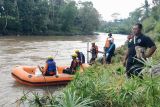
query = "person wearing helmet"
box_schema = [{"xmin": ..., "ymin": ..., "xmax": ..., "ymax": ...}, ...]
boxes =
[
  {"xmin": 104, "ymin": 33, "xmax": 115, "ymax": 64},
  {"xmin": 75, "ymin": 49, "xmax": 85, "ymax": 64},
  {"xmin": 88, "ymin": 42, "xmax": 98, "ymax": 64},
  {"xmin": 104, "ymin": 33, "xmax": 114, "ymax": 52},
  {"xmin": 70, "ymin": 53, "xmax": 82, "ymax": 73},
  {"xmin": 38, "ymin": 56, "xmax": 57, "ymax": 76},
  {"xmin": 63, "ymin": 53, "xmax": 82, "ymax": 74}
]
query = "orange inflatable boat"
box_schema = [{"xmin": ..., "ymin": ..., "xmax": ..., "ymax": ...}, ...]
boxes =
[{"xmin": 11, "ymin": 64, "xmax": 90, "ymax": 86}]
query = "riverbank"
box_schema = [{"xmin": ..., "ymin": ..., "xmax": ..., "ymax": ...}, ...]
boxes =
[{"xmin": 17, "ymin": 42, "xmax": 160, "ymax": 107}]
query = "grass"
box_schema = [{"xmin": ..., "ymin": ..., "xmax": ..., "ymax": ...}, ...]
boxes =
[
  {"xmin": 16, "ymin": 43, "xmax": 160, "ymax": 107},
  {"xmin": 67, "ymin": 58, "xmax": 160, "ymax": 107}
]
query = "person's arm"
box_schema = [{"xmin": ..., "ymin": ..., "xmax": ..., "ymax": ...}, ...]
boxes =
[
  {"xmin": 80, "ymin": 62, "xmax": 84, "ymax": 71},
  {"xmin": 96, "ymin": 46, "xmax": 98, "ymax": 55},
  {"xmin": 70, "ymin": 61, "xmax": 75, "ymax": 72},
  {"xmin": 145, "ymin": 46, "xmax": 157, "ymax": 58},
  {"xmin": 144, "ymin": 36, "xmax": 157, "ymax": 58},
  {"xmin": 107, "ymin": 44, "xmax": 114, "ymax": 53},
  {"xmin": 123, "ymin": 49, "xmax": 129, "ymax": 66},
  {"xmin": 43, "ymin": 64, "xmax": 48, "ymax": 75},
  {"xmin": 88, "ymin": 47, "xmax": 92, "ymax": 52},
  {"xmin": 82, "ymin": 54, "xmax": 85, "ymax": 63}
]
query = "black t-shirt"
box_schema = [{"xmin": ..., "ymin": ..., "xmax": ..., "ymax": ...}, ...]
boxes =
[{"xmin": 127, "ymin": 34, "xmax": 155, "ymax": 62}]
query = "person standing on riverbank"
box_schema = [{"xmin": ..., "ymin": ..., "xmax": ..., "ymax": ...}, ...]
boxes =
[
  {"xmin": 105, "ymin": 42, "xmax": 116, "ymax": 64},
  {"xmin": 123, "ymin": 23, "xmax": 157, "ymax": 78},
  {"xmin": 104, "ymin": 33, "xmax": 114, "ymax": 52},
  {"xmin": 103, "ymin": 33, "xmax": 114, "ymax": 64},
  {"xmin": 88, "ymin": 42, "xmax": 98, "ymax": 64}
]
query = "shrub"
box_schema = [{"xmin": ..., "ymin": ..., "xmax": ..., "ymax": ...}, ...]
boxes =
[
  {"xmin": 154, "ymin": 22, "xmax": 160, "ymax": 33},
  {"xmin": 143, "ymin": 17, "xmax": 156, "ymax": 33}
]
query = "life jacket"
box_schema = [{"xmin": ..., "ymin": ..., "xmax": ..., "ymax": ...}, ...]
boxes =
[
  {"xmin": 70, "ymin": 59, "xmax": 81, "ymax": 71},
  {"xmin": 91, "ymin": 45, "xmax": 98, "ymax": 55},
  {"xmin": 77, "ymin": 52, "xmax": 85, "ymax": 63},
  {"xmin": 105, "ymin": 37, "xmax": 114, "ymax": 48},
  {"xmin": 107, "ymin": 43, "xmax": 115, "ymax": 54},
  {"xmin": 46, "ymin": 59, "xmax": 56, "ymax": 74}
]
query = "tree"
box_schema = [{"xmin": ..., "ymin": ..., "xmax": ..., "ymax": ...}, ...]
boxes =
[
  {"xmin": 0, "ymin": 0, "xmax": 20, "ymax": 34},
  {"xmin": 17, "ymin": 0, "xmax": 35, "ymax": 34},
  {"xmin": 78, "ymin": 1, "xmax": 100, "ymax": 33},
  {"xmin": 152, "ymin": 0, "xmax": 160, "ymax": 5},
  {"xmin": 0, "ymin": 0, "xmax": 100, "ymax": 35},
  {"xmin": 31, "ymin": 0, "xmax": 49, "ymax": 34},
  {"xmin": 144, "ymin": 0, "xmax": 150, "ymax": 18},
  {"xmin": 142, "ymin": 16, "xmax": 156, "ymax": 32},
  {"xmin": 60, "ymin": 1, "xmax": 77, "ymax": 32},
  {"xmin": 48, "ymin": 0, "xmax": 64, "ymax": 31}
]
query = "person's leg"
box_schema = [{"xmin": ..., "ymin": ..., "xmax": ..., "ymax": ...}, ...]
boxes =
[
  {"xmin": 127, "ymin": 64, "xmax": 143, "ymax": 79},
  {"xmin": 106, "ymin": 54, "xmax": 112, "ymax": 64},
  {"xmin": 90, "ymin": 57, "xmax": 95, "ymax": 65},
  {"xmin": 101, "ymin": 55, "xmax": 106, "ymax": 64},
  {"xmin": 126, "ymin": 61, "xmax": 133, "ymax": 78},
  {"xmin": 105, "ymin": 53, "xmax": 111, "ymax": 64},
  {"xmin": 45, "ymin": 72, "xmax": 50, "ymax": 76},
  {"xmin": 105, "ymin": 48, "xmax": 108, "ymax": 54},
  {"xmin": 132, "ymin": 64, "xmax": 144, "ymax": 79},
  {"xmin": 49, "ymin": 72, "xmax": 56, "ymax": 76},
  {"xmin": 63, "ymin": 68, "xmax": 71, "ymax": 74}
]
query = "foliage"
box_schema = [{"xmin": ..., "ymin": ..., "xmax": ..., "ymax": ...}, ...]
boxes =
[
  {"xmin": 0, "ymin": 0, "xmax": 100, "ymax": 35},
  {"xmin": 55, "ymin": 88, "xmax": 94, "ymax": 107},
  {"xmin": 154, "ymin": 22, "xmax": 160, "ymax": 33},
  {"xmin": 78, "ymin": 2, "xmax": 100, "ymax": 34},
  {"xmin": 142, "ymin": 16, "xmax": 156, "ymax": 33},
  {"xmin": 17, "ymin": 88, "xmax": 94, "ymax": 107}
]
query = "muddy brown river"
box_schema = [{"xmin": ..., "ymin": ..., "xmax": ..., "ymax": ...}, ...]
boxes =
[{"xmin": 0, "ymin": 33, "xmax": 126, "ymax": 107}]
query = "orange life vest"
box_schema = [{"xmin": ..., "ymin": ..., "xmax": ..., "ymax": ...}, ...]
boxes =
[{"xmin": 105, "ymin": 37, "xmax": 114, "ymax": 48}]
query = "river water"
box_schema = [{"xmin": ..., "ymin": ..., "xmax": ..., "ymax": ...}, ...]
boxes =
[{"xmin": 0, "ymin": 33, "xmax": 127, "ymax": 107}]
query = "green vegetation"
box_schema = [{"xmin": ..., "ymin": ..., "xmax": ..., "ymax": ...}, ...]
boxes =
[{"xmin": 0, "ymin": 0, "xmax": 100, "ymax": 35}]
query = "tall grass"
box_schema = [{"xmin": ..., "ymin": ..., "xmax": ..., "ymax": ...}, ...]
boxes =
[{"xmin": 68, "ymin": 59, "xmax": 160, "ymax": 107}]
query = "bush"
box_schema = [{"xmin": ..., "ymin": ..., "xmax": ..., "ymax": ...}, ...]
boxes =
[
  {"xmin": 67, "ymin": 58, "xmax": 160, "ymax": 107},
  {"xmin": 142, "ymin": 17, "xmax": 156, "ymax": 33},
  {"xmin": 154, "ymin": 22, "xmax": 160, "ymax": 33}
]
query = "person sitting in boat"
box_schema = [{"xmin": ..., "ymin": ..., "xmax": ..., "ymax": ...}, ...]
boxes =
[
  {"xmin": 39, "ymin": 56, "xmax": 57, "ymax": 76},
  {"xmin": 63, "ymin": 53, "xmax": 82, "ymax": 74},
  {"xmin": 75, "ymin": 49, "xmax": 85, "ymax": 64}
]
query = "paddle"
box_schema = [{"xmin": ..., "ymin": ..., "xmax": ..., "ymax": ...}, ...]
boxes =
[
  {"xmin": 37, "ymin": 65, "xmax": 44, "ymax": 75},
  {"xmin": 53, "ymin": 51, "xmax": 59, "ymax": 78}
]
